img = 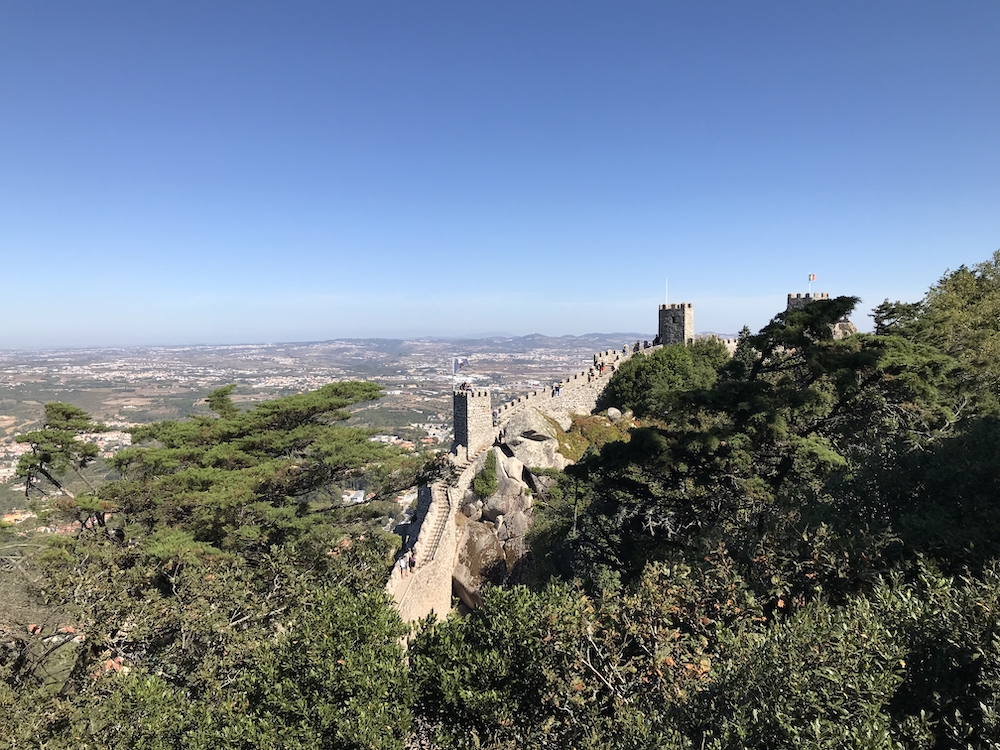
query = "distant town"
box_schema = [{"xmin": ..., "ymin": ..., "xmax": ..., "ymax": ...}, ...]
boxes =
[{"xmin": 0, "ymin": 333, "xmax": 650, "ymax": 506}]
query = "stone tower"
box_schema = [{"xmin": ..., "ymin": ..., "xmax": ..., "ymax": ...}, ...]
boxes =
[
  {"xmin": 658, "ymin": 303, "xmax": 694, "ymax": 345},
  {"xmin": 786, "ymin": 292, "xmax": 830, "ymax": 311},
  {"xmin": 453, "ymin": 389, "xmax": 493, "ymax": 458},
  {"xmin": 786, "ymin": 292, "xmax": 857, "ymax": 338}
]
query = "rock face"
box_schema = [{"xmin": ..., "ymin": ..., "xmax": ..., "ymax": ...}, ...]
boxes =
[
  {"xmin": 454, "ymin": 445, "xmax": 542, "ymax": 601},
  {"xmin": 454, "ymin": 400, "xmax": 602, "ymax": 611},
  {"xmin": 466, "ymin": 447, "xmax": 533, "ymax": 524},
  {"xmin": 453, "ymin": 521, "xmax": 506, "ymax": 609},
  {"xmin": 502, "ymin": 407, "xmax": 568, "ymax": 471}
]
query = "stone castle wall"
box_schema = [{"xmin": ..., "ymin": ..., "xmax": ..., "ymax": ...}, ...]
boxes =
[
  {"xmin": 389, "ymin": 483, "xmax": 460, "ymax": 624},
  {"xmin": 391, "ymin": 341, "xmax": 660, "ymax": 622},
  {"xmin": 786, "ymin": 292, "xmax": 830, "ymax": 311},
  {"xmin": 392, "ymin": 293, "xmax": 856, "ymax": 622},
  {"xmin": 786, "ymin": 291, "xmax": 858, "ymax": 338}
]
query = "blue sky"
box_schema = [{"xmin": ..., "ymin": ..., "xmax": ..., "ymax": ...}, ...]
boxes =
[{"xmin": 2, "ymin": 1, "xmax": 998, "ymax": 347}]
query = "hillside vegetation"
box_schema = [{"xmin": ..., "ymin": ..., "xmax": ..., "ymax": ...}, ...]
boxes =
[
  {"xmin": 412, "ymin": 252, "xmax": 1000, "ymax": 749},
  {"xmin": 4, "ymin": 253, "xmax": 1000, "ymax": 749},
  {"xmin": 0, "ymin": 383, "xmax": 426, "ymax": 749}
]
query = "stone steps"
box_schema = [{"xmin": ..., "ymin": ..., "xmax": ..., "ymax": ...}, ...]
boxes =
[{"xmin": 419, "ymin": 484, "xmax": 451, "ymax": 562}]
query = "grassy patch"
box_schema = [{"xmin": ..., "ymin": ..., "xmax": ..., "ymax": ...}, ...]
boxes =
[
  {"xmin": 539, "ymin": 414, "xmax": 588, "ymax": 462},
  {"xmin": 569, "ymin": 414, "xmax": 632, "ymax": 450},
  {"xmin": 472, "ymin": 451, "xmax": 498, "ymax": 498},
  {"xmin": 542, "ymin": 413, "xmax": 632, "ymax": 462}
]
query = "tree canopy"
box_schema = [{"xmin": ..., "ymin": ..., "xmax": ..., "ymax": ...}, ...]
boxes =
[
  {"xmin": 1, "ymin": 382, "xmax": 423, "ymax": 749},
  {"xmin": 7, "ymin": 253, "xmax": 1000, "ymax": 749},
  {"xmin": 410, "ymin": 256, "xmax": 1000, "ymax": 748}
]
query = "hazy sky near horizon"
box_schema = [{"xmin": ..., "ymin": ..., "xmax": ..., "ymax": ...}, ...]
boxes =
[{"xmin": 2, "ymin": 1, "xmax": 998, "ymax": 348}]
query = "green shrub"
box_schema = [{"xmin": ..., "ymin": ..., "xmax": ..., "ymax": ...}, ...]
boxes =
[{"xmin": 472, "ymin": 451, "xmax": 498, "ymax": 498}]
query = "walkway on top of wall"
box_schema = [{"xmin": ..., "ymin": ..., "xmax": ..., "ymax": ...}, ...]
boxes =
[
  {"xmin": 470, "ymin": 342, "xmax": 659, "ymax": 454},
  {"xmin": 387, "ymin": 340, "xmax": 663, "ymax": 624}
]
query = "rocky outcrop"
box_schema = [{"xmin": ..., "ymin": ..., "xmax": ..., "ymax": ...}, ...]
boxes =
[
  {"xmin": 452, "ymin": 520, "xmax": 505, "ymax": 609},
  {"xmin": 393, "ymin": 343, "xmax": 647, "ymax": 624},
  {"xmin": 453, "ymin": 444, "xmax": 542, "ymax": 602},
  {"xmin": 502, "ymin": 407, "xmax": 568, "ymax": 472}
]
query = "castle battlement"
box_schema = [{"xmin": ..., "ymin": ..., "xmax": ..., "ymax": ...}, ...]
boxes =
[
  {"xmin": 453, "ymin": 389, "xmax": 490, "ymax": 399},
  {"xmin": 697, "ymin": 334, "xmax": 739, "ymax": 345},
  {"xmin": 786, "ymin": 292, "xmax": 830, "ymax": 312},
  {"xmin": 453, "ymin": 389, "xmax": 493, "ymax": 456},
  {"xmin": 658, "ymin": 302, "xmax": 694, "ymax": 345}
]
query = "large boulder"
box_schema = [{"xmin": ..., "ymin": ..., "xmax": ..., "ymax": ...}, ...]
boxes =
[
  {"xmin": 452, "ymin": 522, "xmax": 506, "ymax": 609},
  {"xmin": 497, "ymin": 470, "xmax": 527, "ymax": 499},
  {"xmin": 462, "ymin": 498, "xmax": 483, "ymax": 522},
  {"xmin": 501, "ymin": 454, "xmax": 526, "ymax": 485},
  {"xmin": 529, "ymin": 472, "xmax": 558, "ymax": 493},
  {"xmin": 482, "ymin": 493, "xmax": 519, "ymax": 522},
  {"xmin": 502, "ymin": 407, "xmax": 568, "ymax": 471},
  {"xmin": 502, "ymin": 509, "xmax": 531, "ymax": 540},
  {"xmin": 480, "ymin": 449, "xmax": 534, "ymax": 522}
]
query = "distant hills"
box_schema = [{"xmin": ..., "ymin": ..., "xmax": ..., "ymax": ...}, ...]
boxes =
[{"xmin": 330, "ymin": 331, "xmax": 740, "ymax": 354}]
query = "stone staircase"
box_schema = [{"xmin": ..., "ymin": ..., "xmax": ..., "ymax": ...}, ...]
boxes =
[
  {"xmin": 419, "ymin": 483, "xmax": 451, "ymax": 562},
  {"xmin": 390, "ymin": 342, "xmax": 657, "ymax": 623}
]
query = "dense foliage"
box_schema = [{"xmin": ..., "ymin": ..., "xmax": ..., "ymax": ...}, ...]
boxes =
[
  {"xmin": 5, "ymin": 253, "xmax": 1000, "ymax": 748},
  {"xmin": 1, "ymin": 383, "xmax": 421, "ymax": 749},
  {"xmin": 409, "ymin": 252, "xmax": 1000, "ymax": 748},
  {"xmin": 16, "ymin": 402, "xmax": 109, "ymax": 501}
]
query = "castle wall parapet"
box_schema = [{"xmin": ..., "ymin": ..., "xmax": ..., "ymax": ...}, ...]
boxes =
[
  {"xmin": 786, "ymin": 292, "xmax": 830, "ymax": 311},
  {"xmin": 695, "ymin": 333, "xmax": 739, "ymax": 355},
  {"xmin": 395, "ymin": 291, "xmax": 857, "ymax": 624}
]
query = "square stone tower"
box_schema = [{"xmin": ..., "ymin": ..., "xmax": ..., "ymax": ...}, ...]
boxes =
[
  {"xmin": 658, "ymin": 303, "xmax": 694, "ymax": 345},
  {"xmin": 786, "ymin": 292, "xmax": 856, "ymax": 338},
  {"xmin": 453, "ymin": 389, "xmax": 493, "ymax": 457}
]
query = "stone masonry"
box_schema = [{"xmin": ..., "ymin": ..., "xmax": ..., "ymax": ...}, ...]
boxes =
[
  {"xmin": 390, "ymin": 344, "xmax": 648, "ymax": 623},
  {"xmin": 786, "ymin": 292, "xmax": 830, "ymax": 311},
  {"xmin": 391, "ymin": 293, "xmax": 858, "ymax": 624},
  {"xmin": 786, "ymin": 291, "xmax": 857, "ymax": 338},
  {"xmin": 390, "ymin": 483, "xmax": 459, "ymax": 624},
  {"xmin": 658, "ymin": 303, "xmax": 694, "ymax": 345},
  {"xmin": 452, "ymin": 389, "xmax": 493, "ymax": 460}
]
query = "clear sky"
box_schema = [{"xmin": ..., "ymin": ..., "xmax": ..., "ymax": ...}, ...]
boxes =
[{"xmin": 2, "ymin": 1, "xmax": 998, "ymax": 348}]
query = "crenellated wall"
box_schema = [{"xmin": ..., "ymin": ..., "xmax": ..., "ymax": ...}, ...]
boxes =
[
  {"xmin": 389, "ymin": 340, "xmax": 661, "ymax": 622},
  {"xmin": 785, "ymin": 291, "xmax": 858, "ymax": 338},
  {"xmin": 658, "ymin": 303, "xmax": 694, "ymax": 345},
  {"xmin": 786, "ymin": 292, "xmax": 830, "ymax": 311},
  {"xmin": 390, "ymin": 294, "xmax": 857, "ymax": 623},
  {"xmin": 452, "ymin": 389, "xmax": 493, "ymax": 458}
]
